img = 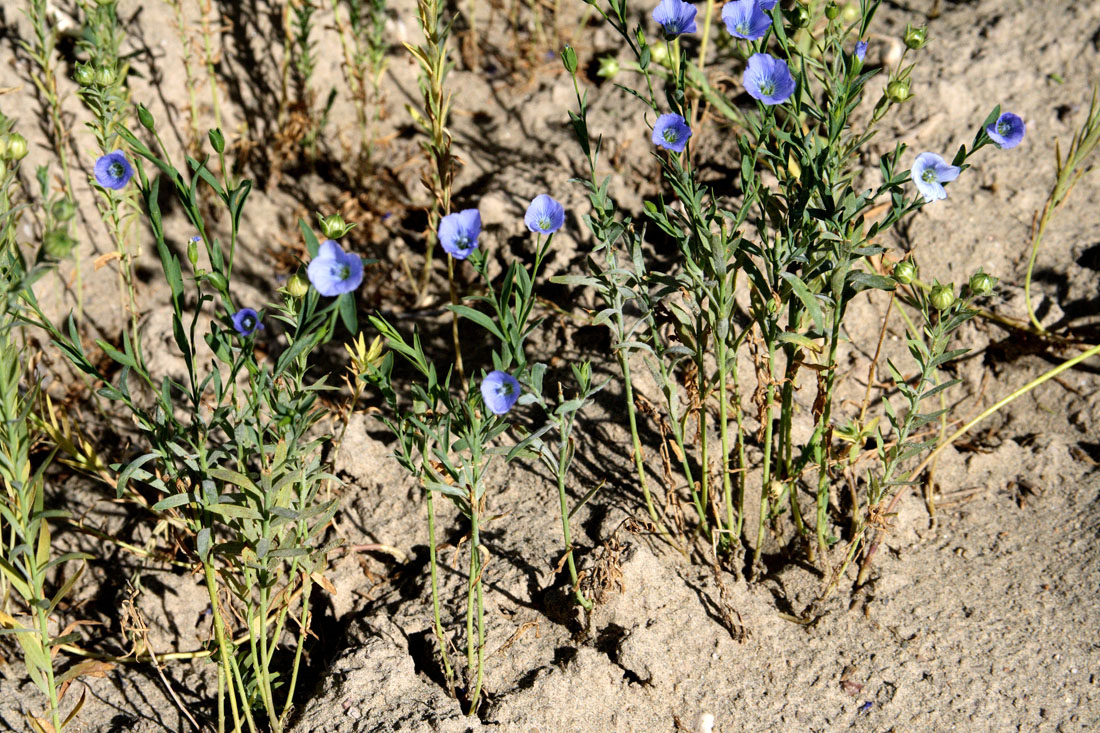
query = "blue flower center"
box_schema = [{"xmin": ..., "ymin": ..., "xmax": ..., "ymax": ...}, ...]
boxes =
[
  {"xmin": 496, "ymin": 382, "xmax": 514, "ymax": 397},
  {"xmin": 334, "ymin": 264, "xmax": 350, "ymax": 280},
  {"xmin": 996, "ymin": 120, "xmax": 1010, "ymax": 135},
  {"xmin": 736, "ymin": 21, "xmax": 750, "ymax": 35},
  {"xmin": 921, "ymin": 168, "xmax": 938, "ymax": 183},
  {"xmin": 663, "ymin": 128, "xmax": 679, "ymax": 143},
  {"xmin": 108, "ymin": 161, "xmax": 125, "ymax": 179},
  {"xmin": 759, "ymin": 80, "xmax": 776, "ymax": 96},
  {"xmin": 454, "ymin": 235, "xmax": 469, "ymax": 250},
  {"xmin": 538, "ymin": 217, "xmax": 551, "ymax": 230},
  {"xmin": 241, "ymin": 316, "xmax": 255, "ymax": 331}
]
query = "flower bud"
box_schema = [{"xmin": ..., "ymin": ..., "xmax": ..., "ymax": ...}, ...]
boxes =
[
  {"xmin": 94, "ymin": 65, "xmax": 115, "ymax": 87},
  {"xmin": 561, "ymin": 45, "xmax": 578, "ymax": 75},
  {"xmin": 187, "ymin": 235, "xmax": 200, "ymax": 267},
  {"xmin": 929, "ymin": 283, "xmax": 955, "ymax": 311},
  {"xmin": 825, "ymin": 2, "xmax": 839, "ymax": 20},
  {"xmin": 597, "ymin": 56, "xmax": 620, "ymax": 79},
  {"xmin": 968, "ymin": 271, "xmax": 995, "ymax": 296},
  {"xmin": 74, "ymin": 64, "xmax": 95, "ymax": 86},
  {"xmin": 5, "ymin": 133, "xmax": 28, "ymax": 161},
  {"xmin": 138, "ymin": 104, "xmax": 155, "ymax": 131},
  {"xmin": 51, "ymin": 198, "xmax": 77, "ymax": 222},
  {"xmin": 785, "ymin": 4, "xmax": 811, "ymax": 28},
  {"xmin": 209, "ymin": 128, "xmax": 225, "ymax": 153},
  {"xmin": 205, "ymin": 270, "xmax": 228, "ymax": 292},
  {"xmin": 285, "ymin": 271, "xmax": 310, "ymax": 298},
  {"xmin": 43, "ymin": 229, "xmax": 76, "ymax": 258},
  {"xmin": 892, "ymin": 260, "xmax": 916, "ymax": 285},
  {"xmin": 904, "ymin": 23, "xmax": 928, "ymax": 50},
  {"xmin": 318, "ymin": 213, "xmax": 354, "ymax": 239},
  {"xmin": 886, "ymin": 78, "xmax": 911, "ymax": 104}
]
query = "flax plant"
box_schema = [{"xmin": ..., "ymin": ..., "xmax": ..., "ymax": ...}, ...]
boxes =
[
  {"xmin": 366, "ymin": 197, "xmax": 594, "ymax": 714},
  {"xmin": 75, "ymin": 0, "xmax": 143, "ymax": 350},
  {"xmin": 562, "ymin": 0, "xmax": 1020, "ymax": 581},
  {"xmin": 20, "ymin": 110, "xmax": 354, "ymax": 732},
  {"xmin": 0, "ymin": 114, "xmax": 91, "ymax": 733}
]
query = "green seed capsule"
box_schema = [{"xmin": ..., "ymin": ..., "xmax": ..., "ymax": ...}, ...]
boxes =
[
  {"xmin": 904, "ymin": 24, "xmax": 928, "ymax": 50},
  {"xmin": 51, "ymin": 199, "xmax": 77, "ymax": 222},
  {"xmin": 138, "ymin": 105, "xmax": 155, "ymax": 131},
  {"xmin": 94, "ymin": 66, "xmax": 115, "ymax": 87},
  {"xmin": 74, "ymin": 64, "xmax": 95, "ymax": 86},
  {"xmin": 968, "ymin": 271, "xmax": 995, "ymax": 296},
  {"xmin": 892, "ymin": 261, "xmax": 916, "ymax": 285},
  {"xmin": 5, "ymin": 133, "xmax": 28, "ymax": 161},
  {"xmin": 319, "ymin": 213, "xmax": 353, "ymax": 239},
  {"xmin": 205, "ymin": 271, "xmax": 228, "ymax": 292},
  {"xmin": 886, "ymin": 78, "xmax": 911, "ymax": 104},
  {"xmin": 285, "ymin": 272, "xmax": 310, "ymax": 298},
  {"xmin": 561, "ymin": 46, "xmax": 578, "ymax": 75},
  {"xmin": 930, "ymin": 283, "xmax": 955, "ymax": 310},
  {"xmin": 43, "ymin": 229, "xmax": 76, "ymax": 258}
]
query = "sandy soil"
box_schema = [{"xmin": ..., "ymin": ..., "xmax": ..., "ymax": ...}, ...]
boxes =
[{"xmin": 0, "ymin": 0, "xmax": 1098, "ymax": 731}]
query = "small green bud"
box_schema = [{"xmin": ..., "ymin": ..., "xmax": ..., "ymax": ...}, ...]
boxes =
[
  {"xmin": 886, "ymin": 78, "xmax": 911, "ymax": 104},
  {"xmin": 205, "ymin": 271, "xmax": 228, "ymax": 292},
  {"xmin": 74, "ymin": 64, "xmax": 95, "ymax": 86},
  {"xmin": 285, "ymin": 271, "xmax": 310, "ymax": 298},
  {"xmin": 892, "ymin": 260, "xmax": 916, "ymax": 285},
  {"xmin": 209, "ymin": 128, "xmax": 225, "ymax": 154},
  {"xmin": 785, "ymin": 4, "xmax": 811, "ymax": 28},
  {"xmin": 596, "ymin": 56, "xmax": 620, "ymax": 79},
  {"xmin": 968, "ymin": 271, "xmax": 995, "ymax": 296},
  {"xmin": 51, "ymin": 198, "xmax": 77, "ymax": 222},
  {"xmin": 561, "ymin": 45, "xmax": 578, "ymax": 75},
  {"xmin": 138, "ymin": 105, "xmax": 155, "ymax": 131},
  {"xmin": 186, "ymin": 235, "xmax": 200, "ymax": 267},
  {"xmin": 825, "ymin": 2, "xmax": 839, "ymax": 20},
  {"xmin": 904, "ymin": 23, "xmax": 928, "ymax": 50},
  {"xmin": 43, "ymin": 229, "xmax": 76, "ymax": 258},
  {"xmin": 94, "ymin": 65, "xmax": 115, "ymax": 87},
  {"xmin": 929, "ymin": 283, "xmax": 955, "ymax": 311},
  {"xmin": 318, "ymin": 213, "xmax": 355, "ymax": 239},
  {"xmin": 5, "ymin": 133, "xmax": 27, "ymax": 161}
]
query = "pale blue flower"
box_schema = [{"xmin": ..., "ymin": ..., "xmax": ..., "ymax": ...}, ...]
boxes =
[
  {"xmin": 439, "ymin": 209, "xmax": 481, "ymax": 260},
  {"xmin": 722, "ymin": 0, "xmax": 771, "ymax": 41},
  {"xmin": 652, "ymin": 113, "xmax": 692, "ymax": 152},
  {"xmin": 743, "ymin": 53, "xmax": 795, "ymax": 105},
  {"xmin": 481, "ymin": 370, "xmax": 520, "ymax": 415},
  {"xmin": 307, "ymin": 239, "xmax": 364, "ymax": 295},
  {"xmin": 652, "ymin": 0, "xmax": 697, "ymax": 38},
  {"xmin": 94, "ymin": 151, "xmax": 134, "ymax": 190},
  {"xmin": 910, "ymin": 152, "xmax": 961, "ymax": 203},
  {"xmin": 986, "ymin": 112, "xmax": 1025, "ymax": 149},
  {"xmin": 525, "ymin": 194, "xmax": 565, "ymax": 234},
  {"xmin": 855, "ymin": 40, "xmax": 868, "ymax": 62}
]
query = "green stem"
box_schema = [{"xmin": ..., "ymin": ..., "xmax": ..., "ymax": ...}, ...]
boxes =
[
  {"xmin": 278, "ymin": 573, "xmax": 312, "ymax": 727},
  {"xmin": 556, "ymin": 438, "xmax": 592, "ymax": 609},
  {"xmin": 753, "ymin": 380, "xmax": 776, "ymax": 570},
  {"xmin": 618, "ymin": 352, "xmax": 672, "ymax": 541},
  {"xmin": 465, "ymin": 488, "xmax": 485, "ymax": 715},
  {"xmin": 425, "ymin": 488, "xmax": 454, "ymax": 690},
  {"xmin": 203, "ymin": 563, "xmax": 256, "ymax": 733}
]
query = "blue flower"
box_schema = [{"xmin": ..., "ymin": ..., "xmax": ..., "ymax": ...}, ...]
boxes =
[
  {"xmin": 743, "ymin": 53, "xmax": 796, "ymax": 105},
  {"xmin": 758, "ymin": 0, "xmax": 776, "ymax": 8},
  {"xmin": 307, "ymin": 239, "xmax": 364, "ymax": 296},
  {"xmin": 93, "ymin": 151, "xmax": 134, "ymax": 190},
  {"xmin": 481, "ymin": 370, "xmax": 521, "ymax": 415},
  {"xmin": 231, "ymin": 307, "xmax": 263, "ymax": 336},
  {"xmin": 652, "ymin": 113, "xmax": 692, "ymax": 152},
  {"xmin": 652, "ymin": 0, "xmax": 697, "ymax": 38},
  {"xmin": 438, "ymin": 209, "xmax": 481, "ymax": 260},
  {"xmin": 910, "ymin": 152, "xmax": 961, "ymax": 203},
  {"xmin": 855, "ymin": 40, "xmax": 868, "ymax": 62},
  {"xmin": 722, "ymin": 0, "xmax": 771, "ymax": 41},
  {"xmin": 525, "ymin": 194, "xmax": 565, "ymax": 234},
  {"xmin": 986, "ymin": 112, "xmax": 1025, "ymax": 149}
]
